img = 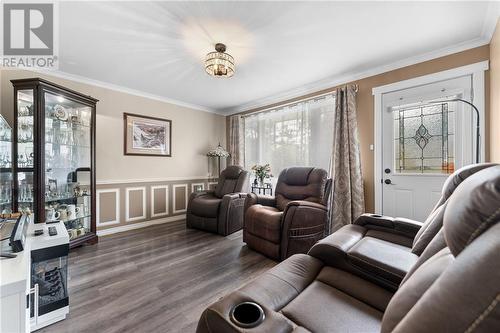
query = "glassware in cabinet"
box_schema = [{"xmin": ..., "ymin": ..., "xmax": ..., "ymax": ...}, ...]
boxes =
[{"xmin": 11, "ymin": 78, "xmax": 98, "ymax": 248}]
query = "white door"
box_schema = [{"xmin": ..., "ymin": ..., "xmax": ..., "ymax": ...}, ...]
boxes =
[{"xmin": 381, "ymin": 76, "xmax": 474, "ymax": 221}]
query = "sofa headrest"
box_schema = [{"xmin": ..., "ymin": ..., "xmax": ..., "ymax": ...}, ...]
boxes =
[
  {"xmin": 221, "ymin": 165, "xmax": 244, "ymax": 179},
  {"xmin": 278, "ymin": 167, "xmax": 326, "ymax": 186},
  {"xmin": 441, "ymin": 163, "xmax": 497, "ymax": 202},
  {"xmin": 444, "ymin": 165, "xmax": 500, "ymax": 256}
]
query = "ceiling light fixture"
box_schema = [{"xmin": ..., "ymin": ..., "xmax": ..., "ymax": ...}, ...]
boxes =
[{"xmin": 205, "ymin": 43, "xmax": 235, "ymax": 78}]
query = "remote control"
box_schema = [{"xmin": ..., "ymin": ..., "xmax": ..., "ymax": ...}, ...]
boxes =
[
  {"xmin": 0, "ymin": 252, "xmax": 17, "ymax": 258},
  {"xmin": 48, "ymin": 226, "xmax": 57, "ymax": 236}
]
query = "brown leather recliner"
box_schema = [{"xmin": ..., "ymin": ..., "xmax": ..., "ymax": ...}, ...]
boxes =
[
  {"xmin": 310, "ymin": 162, "xmax": 498, "ymax": 291},
  {"xmin": 187, "ymin": 166, "xmax": 250, "ymax": 236},
  {"xmin": 197, "ymin": 165, "xmax": 500, "ymax": 333},
  {"xmin": 243, "ymin": 167, "xmax": 331, "ymax": 261}
]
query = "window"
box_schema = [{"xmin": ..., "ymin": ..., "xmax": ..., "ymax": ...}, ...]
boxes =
[
  {"xmin": 393, "ymin": 101, "xmax": 455, "ymax": 174},
  {"xmin": 244, "ymin": 95, "xmax": 335, "ymax": 176}
]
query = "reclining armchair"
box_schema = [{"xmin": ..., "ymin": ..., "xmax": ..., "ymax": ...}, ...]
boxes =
[
  {"xmin": 187, "ymin": 166, "xmax": 250, "ymax": 236},
  {"xmin": 243, "ymin": 167, "xmax": 332, "ymax": 261}
]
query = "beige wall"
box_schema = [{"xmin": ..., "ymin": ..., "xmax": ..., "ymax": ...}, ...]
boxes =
[
  {"xmin": 230, "ymin": 45, "xmax": 490, "ymax": 213},
  {"xmin": 0, "ymin": 69, "xmax": 226, "ymax": 181},
  {"xmin": 490, "ymin": 20, "xmax": 500, "ymax": 163}
]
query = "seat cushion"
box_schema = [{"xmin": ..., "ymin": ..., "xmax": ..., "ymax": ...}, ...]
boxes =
[
  {"xmin": 239, "ymin": 254, "xmax": 324, "ymax": 310},
  {"xmin": 281, "ymin": 269, "xmax": 384, "ymax": 333},
  {"xmin": 196, "ymin": 254, "xmax": 392, "ymax": 333},
  {"xmin": 245, "ymin": 205, "xmax": 283, "ymax": 243},
  {"xmin": 190, "ymin": 194, "xmax": 222, "ymax": 217},
  {"xmin": 348, "ymin": 237, "xmax": 418, "ymax": 285}
]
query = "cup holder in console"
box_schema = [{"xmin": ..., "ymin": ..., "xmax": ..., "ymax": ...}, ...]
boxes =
[{"xmin": 230, "ymin": 302, "xmax": 265, "ymax": 328}]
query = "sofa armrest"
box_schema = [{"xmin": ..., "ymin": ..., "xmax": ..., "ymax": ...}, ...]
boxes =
[{"xmin": 354, "ymin": 213, "xmax": 422, "ymax": 239}]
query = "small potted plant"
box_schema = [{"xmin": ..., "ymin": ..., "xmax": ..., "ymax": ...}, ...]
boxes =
[{"xmin": 251, "ymin": 164, "xmax": 272, "ymax": 186}]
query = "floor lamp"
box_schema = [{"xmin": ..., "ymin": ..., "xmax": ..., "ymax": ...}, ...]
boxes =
[
  {"xmin": 429, "ymin": 98, "xmax": 480, "ymax": 164},
  {"xmin": 206, "ymin": 143, "xmax": 230, "ymax": 176}
]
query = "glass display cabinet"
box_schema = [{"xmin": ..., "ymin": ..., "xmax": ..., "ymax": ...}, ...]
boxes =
[
  {"xmin": 0, "ymin": 114, "xmax": 13, "ymax": 214},
  {"xmin": 12, "ymin": 78, "xmax": 98, "ymax": 248}
]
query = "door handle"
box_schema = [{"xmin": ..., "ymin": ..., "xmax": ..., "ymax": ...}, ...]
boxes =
[{"xmin": 384, "ymin": 179, "xmax": 395, "ymax": 185}]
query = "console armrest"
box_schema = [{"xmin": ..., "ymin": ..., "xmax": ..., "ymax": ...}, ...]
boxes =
[
  {"xmin": 222, "ymin": 192, "xmax": 247, "ymax": 201},
  {"xmin": 354, "ymin": 213, "xmax": 422, "ymax": 239}
]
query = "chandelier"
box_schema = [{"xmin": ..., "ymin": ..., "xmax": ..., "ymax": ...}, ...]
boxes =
[{"xmin": 205, "ymin": 43, "xmax": 235, "ymax": 78}]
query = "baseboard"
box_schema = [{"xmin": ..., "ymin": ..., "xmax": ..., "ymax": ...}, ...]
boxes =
[{"xmin": 97, "ymin": 215, "xmax": 186, "ymax": 236}]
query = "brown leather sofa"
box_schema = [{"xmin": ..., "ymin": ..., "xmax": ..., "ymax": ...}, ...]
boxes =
[
  {"xmin": 243, "ymin": 167, "xmax": 331, "ymax": 261},
  {"xmin": 310, "ymin": 163, "xmax": 498, "ymax": 291},
  {"xmin": 197, "ymin": 165, "xmax": 500, "ymax": 333},
  {"xmin": 187, "ymin": 166, "xmax": 250, "ymax": 236}
]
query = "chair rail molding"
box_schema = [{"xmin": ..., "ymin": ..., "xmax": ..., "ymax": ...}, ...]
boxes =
[{"xmin": 96, "ymin": 176, "xmax": 211, "ymax": 185}]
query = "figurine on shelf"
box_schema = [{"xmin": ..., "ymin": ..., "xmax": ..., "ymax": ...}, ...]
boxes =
[
  {"xmin": 73, "ymin": 184, "xmax": 82, "ymax": 197},
  {"xmin": 53, "ymin": 105, "xmax": 69, "ymax": 121}
]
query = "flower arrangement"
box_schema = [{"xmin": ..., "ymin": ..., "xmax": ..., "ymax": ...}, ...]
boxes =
[{"xmin": 251, "ymin": 164, "xmax": 272, "ymax": 185}]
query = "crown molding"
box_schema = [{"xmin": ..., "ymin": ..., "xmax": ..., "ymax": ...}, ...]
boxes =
[
  {"xmin": 481, "ymin": 1, "xmax": 500, "ymax": 41},
  {"xmin": 33, "ymin": 69, "xmax": 224, "ymax": 115},
  {"xmin": 222, "ymin": 37, "xmax": 490, "ymax": 115}
]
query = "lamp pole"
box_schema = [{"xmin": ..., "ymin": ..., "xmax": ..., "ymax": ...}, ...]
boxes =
[{"xmin": 431, "ymin": 99, "xmax": 480, "ymax": 164}]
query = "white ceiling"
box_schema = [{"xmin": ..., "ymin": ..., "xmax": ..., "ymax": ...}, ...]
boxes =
[{"xmin": 55, "ymin": 1, "xmax": 497, "ymax": 115}]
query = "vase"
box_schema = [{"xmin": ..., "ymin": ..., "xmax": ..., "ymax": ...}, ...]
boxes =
[{"xmin": 258, "ymin": 177, "xmax": 265, "ymax": 186}]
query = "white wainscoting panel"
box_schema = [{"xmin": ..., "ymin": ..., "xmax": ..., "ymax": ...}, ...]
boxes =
[
  {"xmin": 151, "ymin": 185, "xmax": 169, "ymax": 218},
  {"xmin": 125, "ymin": 186, "xmax": 147, "ymax": 222},
  {"xmin": 96, "ymin": 188, "xmax": 120, "ymax": 226},
  {"xmin": 173, "ymin": 184, "xmax": 188, "ymax": 214}
]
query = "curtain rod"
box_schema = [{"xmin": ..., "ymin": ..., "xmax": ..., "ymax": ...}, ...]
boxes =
[
  {"xmin": 240, "ymin": 84, "xmax": 358, "ymax": 118},
  {"xmin": 240, "ymin": 91, "xmax": 333, "ymax": 119}
]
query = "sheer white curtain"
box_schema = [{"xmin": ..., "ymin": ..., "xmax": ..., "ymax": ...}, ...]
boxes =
[{"xmin": 244, "ymin": 95, "xmax": 335, "ymax": 177}]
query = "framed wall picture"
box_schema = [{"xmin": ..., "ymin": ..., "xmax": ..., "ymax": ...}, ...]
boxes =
[{"xmin": 124, "ymin": 113, "xmax": 172, "ymax": 156}]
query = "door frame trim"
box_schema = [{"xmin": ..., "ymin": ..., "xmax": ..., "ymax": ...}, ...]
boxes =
[{"xmin": 372, "ymin": 60, "xmax": 488, "ymax": 214}]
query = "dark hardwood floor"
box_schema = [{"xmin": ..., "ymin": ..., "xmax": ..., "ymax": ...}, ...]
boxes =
[{"xmin": 39, "ymin": 220, "xmax": 276, "ymax": 333}]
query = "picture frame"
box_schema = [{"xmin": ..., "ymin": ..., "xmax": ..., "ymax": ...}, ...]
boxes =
[{"xmin": 123, "ymin": 113, "xmax": 172, "ymax": 156}]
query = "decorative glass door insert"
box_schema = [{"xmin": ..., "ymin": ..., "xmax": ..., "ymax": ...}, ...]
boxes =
[{"xmin": 393, "ymin": 101, "xmax": 455, "ymax": 174}]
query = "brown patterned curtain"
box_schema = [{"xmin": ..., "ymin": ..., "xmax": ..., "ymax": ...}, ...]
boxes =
[
  {"xmin": 329, "ymin": 85, "xmax": 365, "ymax": 232},
  {"xmin": 229, "ymin": 115, "xmax": 243, "ymax": 166}
]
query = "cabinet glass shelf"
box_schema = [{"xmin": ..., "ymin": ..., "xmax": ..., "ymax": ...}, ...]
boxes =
[{"xmin": 45, "ymin": 194, "xmax": 91, "ymax": 203}]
